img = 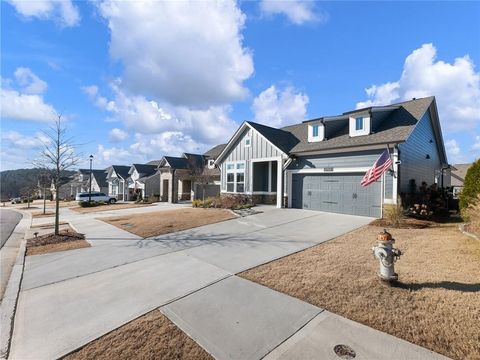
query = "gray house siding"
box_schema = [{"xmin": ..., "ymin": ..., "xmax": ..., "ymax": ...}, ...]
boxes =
[
  {"xmin": 398, "ymin": 109, "xmax": 442, "ymax": 193},
  {"xmin": 220, "ymin": 127, "xmax": 283, "ymax": 192},
  {"xmin": 144, "ymin": 174, "xmax": 160, "ymax": 198},
  {"xmin": 288, "ymin": 150, "xmax": 384, "ymax": 170}
]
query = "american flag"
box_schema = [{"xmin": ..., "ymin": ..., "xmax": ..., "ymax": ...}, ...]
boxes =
[{"xmin": 361, "ymin": 149, "xmax": 392, "ymax": 187}]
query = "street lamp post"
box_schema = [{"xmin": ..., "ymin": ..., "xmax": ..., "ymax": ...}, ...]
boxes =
[{"xmin": 89, "ymin": 155, "xmax": 93, "ymax": 202}]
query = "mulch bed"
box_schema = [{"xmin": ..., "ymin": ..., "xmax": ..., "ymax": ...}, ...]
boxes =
[{"xmin": 26, "ymin": 230, "xmax": 90, "ymax": 256}]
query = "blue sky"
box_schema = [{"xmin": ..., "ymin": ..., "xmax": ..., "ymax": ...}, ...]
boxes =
[{"xmin": 1, "ymin": 0, "xmax": 479, "ymax": 170}]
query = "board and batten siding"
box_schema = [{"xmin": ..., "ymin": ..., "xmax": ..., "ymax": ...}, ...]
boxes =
[
  {"xmin": 287, "ymin": 149, "xmax": 395, "ymax": 202},
  {"xmin": 398, "ymin": 109, "xmax": 442, "ymax": 193},
  {"xmin": 220, "ymin": 127, "xmax": 283, "ymax": 192}
]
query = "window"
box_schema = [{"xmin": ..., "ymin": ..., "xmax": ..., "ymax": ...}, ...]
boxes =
[
  {"xmin": 208, "ymin": 159, "xmax": 215, "ymax": 169},
  {"xmin": 236, "ymin": 172, "xmax": 244, "ymax": 192},
  {"xmin": 225, "ymin": 161, "xmax": 245, "ymax": 193},
  {"xmin": 355, "ymin": 117, "xmax": 364, "ymax": 130},
  {"xmin": 245, "ymin": 137, "xmax": 251, "ymax": 147},
  {"xmin": 312, "ymin": 124, "xmax": 319, "ymax": 137},
  {"xmin": 227, "ymin": 173, "xmax": 234, "ymax": 192}
]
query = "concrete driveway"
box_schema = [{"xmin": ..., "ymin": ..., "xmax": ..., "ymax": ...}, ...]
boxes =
[{"xmin": 10, "ymin": 207, "xmax": 375, "ymax": 359}]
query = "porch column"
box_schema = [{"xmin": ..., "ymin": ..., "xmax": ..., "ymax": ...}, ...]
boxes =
[{"xmin": 276, "ymin": 159, "xmax": 283, "ymax": 208}]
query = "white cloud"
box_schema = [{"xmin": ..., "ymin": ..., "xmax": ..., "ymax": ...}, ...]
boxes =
[
  {"xmin": 1, "ymin": 68, "xmax": 57, "ymax": 122},
  {"xmin": 252, "ymin": 85, "xmax": 309, "ymax": 127},
  {"xmin": 1, "ymin": 131, "xmax": 45, "ymax": 149},
  {"xmin": 14, "ymin": 67, "xmax": 48, "ymax": 94},
  {"xmin": 97, "ymin": 0, "xmax": 253, "ymax": 106},
  {"xmin": 260, "ymin": 0, "xmax": 327, "ymax": 25},
  {"xmin": 445, "ymin": 139, "xmax": 466, "ymax": 164},
  {"xmin": 1, "ymin": 88, "xmax": 57, "ymax": 122},
  {"xmin": 6, "ymin": 0, "xmax": 80, "ymax": 27},
  {"xmin": 357, "ymin": 44, "xmax": 480, "ymax": 132},
  {"xmin": 84, "ymin": 81, "xmax": 236, "ymax": 152},
  {"xmin": 109, "ymin": 128, "xmax": 128, "ymax": 142}
]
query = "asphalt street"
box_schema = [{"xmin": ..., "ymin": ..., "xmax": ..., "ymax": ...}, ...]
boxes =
[{"xmin": 0, "ymin": 209, "xmax": 22, "ymax": 249}]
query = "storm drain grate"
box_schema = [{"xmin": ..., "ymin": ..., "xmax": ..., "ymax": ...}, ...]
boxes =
[{"xmin": 333, "ymin": 344, "xmax": 356, "ymax": 359}]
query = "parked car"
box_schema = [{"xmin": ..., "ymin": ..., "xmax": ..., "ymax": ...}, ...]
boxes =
[
  {"xmin": 10, "ymin": 197, "xmax": 22, "ymax": 204},
  {"xmin": 75, "ymin": 192, "xmax": 116, "ymax": 204}
]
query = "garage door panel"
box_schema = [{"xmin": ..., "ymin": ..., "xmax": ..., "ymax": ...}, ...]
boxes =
[{"xmin": 291, "ymin": 173, "xmax": 381, "ymax": 218}]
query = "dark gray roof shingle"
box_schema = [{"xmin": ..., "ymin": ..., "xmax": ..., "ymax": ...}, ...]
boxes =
[
  {"xmin": 110, "ymin": 165, "xmax": 130, "ymax": 180},
  {"xmin": 132, "ymin": 164, "xmax": 158, "ymax": 177},
  {"xmin": 246, "ymin": 121, "xmax": 300, "ymax": 154},
  {"xmin": 204, "ymin": 144, "xmax": 227, "ymax": 159}
]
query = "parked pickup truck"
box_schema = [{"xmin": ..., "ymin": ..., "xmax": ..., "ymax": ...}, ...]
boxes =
[{"xmin": 75, "ymin": 192, "xmax": 116, "ymax": 204}]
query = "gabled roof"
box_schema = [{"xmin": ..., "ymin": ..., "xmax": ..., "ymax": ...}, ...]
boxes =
[
  {"xmin": 204, "ymin": 144, "xmax": 227, "ymax": 159},
  {"xmin": 162, "ymin": 156, "xmax": 190, "ymax": 169},
  {"xmin": 147, "ymin": 159, "xmax": 162, "ymax": 166},
  {"xmin": 108, "ymin": 165, "xmax": 130, "ymax": 180},
  {"xmin": 90, "ymin": 169, "xmax": 108, "ymax": 188},
  {"xmin": 451, "ymin": 163, "xmax": 471, "ymax": 187},
  {"xmin": 247, "ymin": 121, "xmax": 300, "ymax": 154},
  {"xmin": 130, "ymin": 164, "xmax": 158, "ymax": 177},
  {"xmin": 160, "ymin": 153, "xmax": 204, "ymax": 170}
]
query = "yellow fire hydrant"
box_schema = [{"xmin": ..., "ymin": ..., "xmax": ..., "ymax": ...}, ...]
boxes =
[{"xmin": 372, "ymin": 229, "xmax": 402, "ymax": 282}]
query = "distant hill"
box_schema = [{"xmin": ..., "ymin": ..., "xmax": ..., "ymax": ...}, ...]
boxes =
[{"xmin": 0, "ymin": 168, "xmax": 75, "ymax": 200}]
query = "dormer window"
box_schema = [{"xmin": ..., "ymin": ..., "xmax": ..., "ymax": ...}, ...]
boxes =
[
  {"xmin": 355, "ymin": 117, "xmax": 364, "ymax": 130},
  {"xmin": 349, "ymin": 114, "xmax": 370, "ymax": 137},
  {"xmin": 308, "ymin": 123, "xmax": 324, "ymax": 142},
  {"xmin": 207, "ymin": 159, "xmax": 215, "ymax": 169}
]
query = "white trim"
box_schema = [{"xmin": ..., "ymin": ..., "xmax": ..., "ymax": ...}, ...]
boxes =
[
  {"xmin": 268, "ymin": 161, "xmax": 272, "ymax": 192},
  {"xmin": 276, "ymin": 159, "xmax": 283, "ymax": 208},
  {"xmin": 225, "ymin": 160, "xmax": 246, "ymax": 193},
  {"xmin": 215, "ymin": 122, "xmax": 288, "ymax": 164},
  {"xmin": 392, "ymin": 147, "xmax": 399, "ymax": 204},
  {"xmin": 252, "ymin": 191, "xmax": 277, "ymax": 195}
]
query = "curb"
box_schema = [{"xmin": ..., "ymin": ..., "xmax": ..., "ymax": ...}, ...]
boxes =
[
  {"xmin": 458, "ymin": 223, "xmax": 479, "ymax": 241},
  {"xmin": 0, "ymin": 211, "xmax": 31, "ymax": 359}
]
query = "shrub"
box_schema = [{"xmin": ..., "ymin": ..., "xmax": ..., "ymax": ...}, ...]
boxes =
[
  {"xmin": 78, "ymin": 201, "xmax": 101, "ymax": 208},
  {"xmin": 384, "ymin": 200, "xmax": 406, "ymax": 227},
  {"xmin": 465, "ymin": 194, "xmax": 480, "ymax": 236},
  {"xmin": 459, "ymin": 159, "xmax": 480, "ymax": 217},
  {"xmin": 192, "ymin": 195, "xmax": 254, "ymax": 210}
]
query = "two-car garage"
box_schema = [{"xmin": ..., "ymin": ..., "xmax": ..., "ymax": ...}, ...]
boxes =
[{"xmin": 290, "ymin": 173, "xmax": 382, "ymax": 218}]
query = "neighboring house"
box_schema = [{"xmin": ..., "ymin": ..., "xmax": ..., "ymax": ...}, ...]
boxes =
[
  {"xmin": 157, "ymin": 145, "xmax": 225, "ymax": 203},
  {"xmin": 450, "ymin": 163, "xmax": 471, "ymax": 198},
  {"xmin": 215, "ymin": 96, "xmax": 448, "ymax": 218},
  {"xmin": 50, "ymin": 175, "xmax": 75, "ymax": 200},
  {"xmin": 105, "ymin": 165, "xmax": 131, "ymax": 201},
  {"xmin": 127, "ymin": 163, "xmax": 159, "ymax": 200},
  {"xmin": 69, "ymin": 169, "xmax": 108, "ymax": 196}
]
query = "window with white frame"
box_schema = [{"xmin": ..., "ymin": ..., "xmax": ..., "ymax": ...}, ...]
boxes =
[
  {"xmin": 308, "ymin": 123, "xmax": 324, "ymax": 142},
  {"xmin": 355, "ymin": 117, "xmax": 364, "ymax": 130},
  {"xmin": 226, "ymin": 162, "xmax": 245, "ymax": 193},
  {"xmin": 208, "ymin": 159, "xmax": 215, "ymax": 169},
  {"xmin": 245, "ymin": 137, "xmax": 251, "ymax": 147}
]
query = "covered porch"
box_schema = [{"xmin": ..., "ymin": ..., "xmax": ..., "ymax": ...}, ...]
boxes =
[{"xmin": 250, "ymin": 158, "xmax": 283, "ymax": 208}]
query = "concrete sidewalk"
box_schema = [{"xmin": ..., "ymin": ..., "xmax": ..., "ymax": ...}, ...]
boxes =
[
  {"xmin": 9, "ymin": 208, "xmax": 445, "ymax": 360},
  {"xmin": 161, "ymin": 276, "xmax": 449, "ymax": 360}
]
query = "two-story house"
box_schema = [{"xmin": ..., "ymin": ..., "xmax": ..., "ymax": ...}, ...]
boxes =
[
  {"xmin": 215, "ymin": 96, "xmax": 448, "ymax": 218},
  {"xmin": 105, "ymin": 165, "xmax": 131, "ymax": 201}
]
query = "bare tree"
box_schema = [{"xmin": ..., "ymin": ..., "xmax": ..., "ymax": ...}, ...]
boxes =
[
  {"xmin": 34, "ymin": 115, "xmax": 82, "ymax": 235},
  {"xmin": 187, "ymin": 156, "xmax": 215, "ymax": 201}
]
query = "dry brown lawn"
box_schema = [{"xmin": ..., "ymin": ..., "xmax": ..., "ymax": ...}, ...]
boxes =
[
  {"xmin": 26, "ymin": 229, "xmax": 90, "ymax": 256},
  {"xmin": 100, "ymin": 208, "xmax": 236, "ymax": 238},
  {"xmin": 65, "ymin": 309, "xmax": 212, "ymax": 360},
  {"xmin": 70, "ymin": 203, "xmax": 153, "ymax": 213},
  {"xmin": 241, "ymin": 224, "xmax": 480, "ymax": 360}
]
